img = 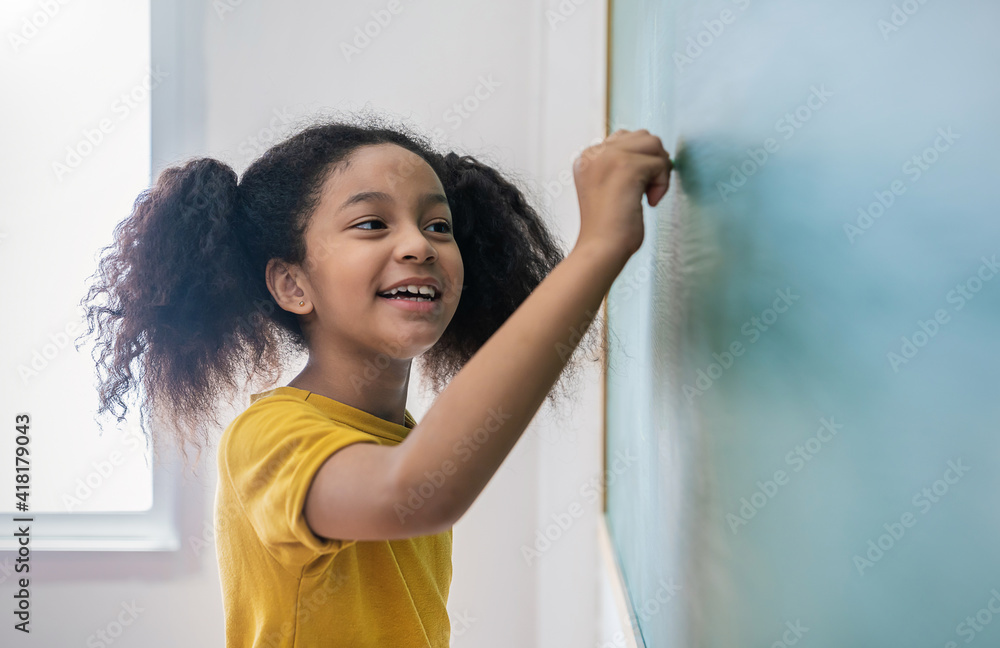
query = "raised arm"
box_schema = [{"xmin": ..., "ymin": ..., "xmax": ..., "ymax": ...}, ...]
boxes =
[
  {"xmin": 305, "ymin": 129, "xmax": 672, "ymax": 541},
  {"xmin": 391, "ymin": 129, "xmax": 673, "ymax": 530}
]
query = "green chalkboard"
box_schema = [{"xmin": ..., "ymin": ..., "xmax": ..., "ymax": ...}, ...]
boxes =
[{"xmin": 605, "ymin": 1, "xmax": 1000, "ymax": 646}]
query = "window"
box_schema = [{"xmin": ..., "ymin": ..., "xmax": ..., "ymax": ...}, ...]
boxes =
[{"xmin": 0, "ymin": 0, "xmax": 179, "ymax": 551}]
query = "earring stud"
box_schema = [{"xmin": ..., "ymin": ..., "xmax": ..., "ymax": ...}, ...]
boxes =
[{"xmin": 298, "ymin": 300, "xmax": 305, "ymax": 306}]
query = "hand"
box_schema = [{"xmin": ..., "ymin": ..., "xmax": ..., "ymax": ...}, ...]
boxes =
[{"xmin": 571, "ymin": 128, "xmax": 673, "ymax": 261}]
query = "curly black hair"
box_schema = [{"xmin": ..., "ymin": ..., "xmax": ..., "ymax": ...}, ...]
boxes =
[{"xmin": 78, "ymin": 110, "xmax": 605, "ymax": 467}]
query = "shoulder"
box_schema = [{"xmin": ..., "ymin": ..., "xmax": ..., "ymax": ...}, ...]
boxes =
[
  {"xmin": 224, "ymin": 388, "xmax": 320, "ymax": 435},
  {"xmin": 219, "ymin": 388, "xmax": 347, "ymax": 464}
]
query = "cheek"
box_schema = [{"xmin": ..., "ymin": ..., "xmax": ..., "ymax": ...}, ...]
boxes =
[
  {"xmin": 450, "ymin": 255, "xmax": 465, "ymax": 310},
  {"xmin": 314, "ymin": 274, "xmax": 366, "ymax": 312},
  {"xmin": 450, "ymin": 249, "xmax": 464, "ymax": 286}
]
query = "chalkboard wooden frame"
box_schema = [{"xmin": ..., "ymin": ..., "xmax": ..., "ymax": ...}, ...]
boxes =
[{"xmin": 597, "ymin": 1, "xmax": 646, "ymax": 647}]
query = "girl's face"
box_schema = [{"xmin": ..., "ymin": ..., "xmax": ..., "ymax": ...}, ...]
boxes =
[{"xmin": 295, "ymin": 143, "xmax": 464, "ymax": 359}]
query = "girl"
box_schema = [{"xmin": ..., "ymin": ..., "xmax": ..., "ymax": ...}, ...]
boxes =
[{"xmin": 80, "ymin": 113, "xmax": 671, "ymax": 647}]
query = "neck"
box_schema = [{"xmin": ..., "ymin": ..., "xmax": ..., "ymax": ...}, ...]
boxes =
[{"xmin": 287, "ymin": 353, "xmax": 412, "ymax": 427}]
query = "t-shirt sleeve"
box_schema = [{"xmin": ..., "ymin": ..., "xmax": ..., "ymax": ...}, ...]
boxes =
[{"xmin": 223, "ymin": 396, "xmax": 379, "ymax": 568}]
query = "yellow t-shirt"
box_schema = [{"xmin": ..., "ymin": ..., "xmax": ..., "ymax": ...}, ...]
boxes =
[{"xmin": 214, "ymin": 385, "xmax": 453, "ymax": 647}]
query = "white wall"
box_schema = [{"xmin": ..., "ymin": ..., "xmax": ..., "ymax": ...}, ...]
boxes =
[
  {"xmin": 2, "ymin": 1, "xmax": 611, "ymax": 646},
  {"xmin": 533, "ymin": 3, "xmax": 614, "ymax": 648}
]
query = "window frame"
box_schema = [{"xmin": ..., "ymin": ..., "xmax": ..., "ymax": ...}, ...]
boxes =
[{"xmin": 0, "ymin": 0, "xmax": 204, "ymax": 556}]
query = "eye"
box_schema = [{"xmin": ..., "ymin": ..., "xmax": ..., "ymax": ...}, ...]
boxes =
[
  {"xmin": 353, "ymin": 219, "xmax": 386, "ymax": 231},
  {"xmin": 428, "ymin": 221, "xmax": 453, "ymax": 234}
]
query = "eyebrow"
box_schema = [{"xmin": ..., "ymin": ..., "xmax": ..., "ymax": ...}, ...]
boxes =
[{"xmin": 337, "ymin": 190, "xmax": 449, "ymax": 214}]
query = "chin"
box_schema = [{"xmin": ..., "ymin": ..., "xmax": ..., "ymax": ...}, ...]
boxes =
[{"xmin": 379, "ymin": 334, "xmax": 441, "ymax": 359}]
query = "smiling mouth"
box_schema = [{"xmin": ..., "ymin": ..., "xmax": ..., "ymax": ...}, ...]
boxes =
[
  {"xmin": 376, "ymin": 288, "xmax": 440, "ymax": 302},
  {"xmin": 378, "ymin": 294, "xmax": 438, "ymax": 302}
]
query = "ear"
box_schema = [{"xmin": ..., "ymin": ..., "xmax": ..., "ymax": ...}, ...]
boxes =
[{"xmin": 265, "ymin": 258, "xmax": 312, "ymax": 314}]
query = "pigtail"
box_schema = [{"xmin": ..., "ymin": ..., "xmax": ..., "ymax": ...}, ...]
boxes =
[
  {"xmin": 78, "ymin": 112, "xmax": 607, "ymax": 466},
  {"xmin": 419, "ymin": 152, "xmax": 606, "ymax": 409},
  {"xmin": 79, "ymin": 158, "xmax": 284, "ymax": 465}
]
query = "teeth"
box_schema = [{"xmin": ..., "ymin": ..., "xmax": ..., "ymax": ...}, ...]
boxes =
[{"xmin": 381, "ymin": 284, "xmax": 437, "ymax": 298}]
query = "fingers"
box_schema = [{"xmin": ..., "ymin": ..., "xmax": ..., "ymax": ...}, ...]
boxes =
[
  {"xmin": 606, "ymin": 129, "xmax": 671, "ymax": 164},
  {"xmin": 583, "ymin": 129, "xmax": 674, "ymax": 205},
  {"xmin": 647, "ymin": 172, "xmax": 671, "ymax": 207},
  {"xmin": 632, "ymin": 151, "xmax": 672, "ymax": 207}
]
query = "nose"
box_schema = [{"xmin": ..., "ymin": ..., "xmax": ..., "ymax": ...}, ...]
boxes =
[{"xmin": 398, "ymin": 222, "xmax": 438, "ymax": 262}]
